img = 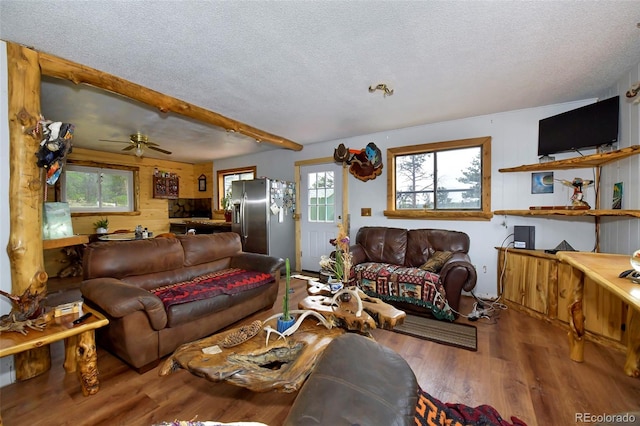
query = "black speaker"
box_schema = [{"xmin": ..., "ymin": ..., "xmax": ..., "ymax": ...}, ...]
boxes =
[{"xmin": 514, "ymin": 225, "xmax": 535, "ymax": 249}]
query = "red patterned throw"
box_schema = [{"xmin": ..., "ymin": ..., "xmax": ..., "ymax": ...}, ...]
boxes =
[
  {"xmin": 415, "ymin": 386, "xmax": 528, "ymax": 426},
  {"xmin": 151, "ymin": 268, "xmax": 274, "ymax": 310}
]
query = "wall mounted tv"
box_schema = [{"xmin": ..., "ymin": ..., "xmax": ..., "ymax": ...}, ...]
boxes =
[{"xmin": 537, "ymin": 95, "xmax": 619, "ymax": 157}]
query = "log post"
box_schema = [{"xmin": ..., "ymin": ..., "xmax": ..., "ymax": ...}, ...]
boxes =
[
  {"xmin": 567, "ymin": 270, "xmax": 585, "ymax": 362},
  {"xmin": 624, "ymin": 307, "xmax": 640, "ymax": 377},
  {"xmin": 6, "ymin": 42, "xmax": 50, "ymax": 379}
]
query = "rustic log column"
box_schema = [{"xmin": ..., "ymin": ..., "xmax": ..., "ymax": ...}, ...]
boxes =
[
  {"xmin": 624, "ymin": 307, "xmax": 640, "ymax": 377},
  {"xmin": 567, "ymin": 270, "xmax": 585, "ymax": 362},
  {"xmin": 64, "ymin": 332, "xmax": 100, "ymax": 396},
  {"xmin": 6, "ymin": 42, "xmax": 50, "ymax": 379}
]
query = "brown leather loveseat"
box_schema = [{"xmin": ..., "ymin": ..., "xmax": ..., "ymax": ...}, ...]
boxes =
[
  {"xmin": 81, "ymin": 232, "xmax": 283, "ymax": 371},
  {"xmin": 350, "ymin": 226, "xmax": 476, "ymax": 320}
]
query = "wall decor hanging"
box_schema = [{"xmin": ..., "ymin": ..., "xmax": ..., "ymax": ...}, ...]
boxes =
[
  {"xmin": 531, "ymin": 172, "xmax": 553, "ymax": 194},
  {"xmin": 33, "ymin": 117, "xmax": 75, "ymax": 185},
  {"xmin": 198, "ymin": 174, "xmax": 207, "ymax": 191},
  {"xmin": 333, "ymin": 142, "xmax": 383, "ymax": 182},
  {"xmin": 626, "ymin": 81, "xmax": 640, "ymax": 104}
]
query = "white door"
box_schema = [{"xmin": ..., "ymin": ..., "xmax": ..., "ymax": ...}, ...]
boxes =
[{"xmin": 300, "ymin": 163, "xmax": 343, "ymax": 272}]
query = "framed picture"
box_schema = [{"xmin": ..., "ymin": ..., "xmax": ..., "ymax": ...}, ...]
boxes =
[
  {"xmin": 198, "ymin": 174, "xmax": 207, "ymax": 192},
  {"xmin": 531, "ymin": 172, "xmax": 554, "ymax": 194},
  {"xmin": 612, "ymin": 182, "xmax": 623, "ymax": 209}
]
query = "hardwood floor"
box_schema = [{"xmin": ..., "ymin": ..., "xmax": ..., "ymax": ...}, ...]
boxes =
[{"xmin": 1, "ymin": 277, "xmax": 639, "ymax": 426}]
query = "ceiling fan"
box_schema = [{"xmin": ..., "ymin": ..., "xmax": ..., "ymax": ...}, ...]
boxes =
[{"xmin": 99, "ymin": 132, "xmax": 172, "ymax": 157}]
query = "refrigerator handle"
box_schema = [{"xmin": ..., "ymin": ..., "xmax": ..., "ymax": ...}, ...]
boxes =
[{"xmin": 241, "ymin": 191, "xmax": 248, "ymax": 242}]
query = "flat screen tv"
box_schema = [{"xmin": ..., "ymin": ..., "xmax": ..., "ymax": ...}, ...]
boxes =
[{"xmin": 537, "ymin": 96, "xmax": 619, "ymax": 157}]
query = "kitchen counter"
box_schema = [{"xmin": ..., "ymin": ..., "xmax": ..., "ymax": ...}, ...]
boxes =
[{"xmin": 169, "ymin": 219, "xmax": 232, "ymax": 234}]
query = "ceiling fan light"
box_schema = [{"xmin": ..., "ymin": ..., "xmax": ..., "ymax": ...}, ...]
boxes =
[{"xmin": 135, "ymin": 146, "xmax": 144, "ymax": 157}]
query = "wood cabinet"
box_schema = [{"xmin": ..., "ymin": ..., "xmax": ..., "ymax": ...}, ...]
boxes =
[
  {"xmin": 498, "ymin": 248, "xmax": 557, "ymax": 315},
  {"xmin": 497, "ymin": 247, "xmax": 624, "ymax": 344},
  {"xmin": 153, "ymin": 175, "xmax": 179, "ymax": 199}
]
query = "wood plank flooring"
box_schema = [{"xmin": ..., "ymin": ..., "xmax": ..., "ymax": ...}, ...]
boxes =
[{"xmin": 1, "ymin": 277, "xmax": 640, "ymax": 425}]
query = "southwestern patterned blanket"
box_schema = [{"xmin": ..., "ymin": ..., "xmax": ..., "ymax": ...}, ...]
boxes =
[{"xmin": 150, "ymin": 268, "xmax": 274, "ymax": 310}]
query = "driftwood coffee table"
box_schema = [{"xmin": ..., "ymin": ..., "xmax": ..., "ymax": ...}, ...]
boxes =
[
  {"xmin": 160, "ymin": 282, "xmax": 405, "ymax": 392},
  {"xmin": 159, "ymin": 316, "xmax": 346, "ymax": 392}
]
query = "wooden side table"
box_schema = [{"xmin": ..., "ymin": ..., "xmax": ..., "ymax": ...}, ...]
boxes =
[
  {"xmin": 556, "ymin": 251, "xmax": 640, "ymax": 378},
  {"xmin": 0, "ymin": 306, "xmax": 109, "ymax": 395}
]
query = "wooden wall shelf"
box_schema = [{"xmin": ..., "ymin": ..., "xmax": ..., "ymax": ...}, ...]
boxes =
[
  {"xmin": 494, "ymin": 209, "xmax": 640, "ymax": 218},
  {"xmin": 498, "ymin": 145, "xmax": 640, "ymax": 173},
  {"xmin": 42, "ymin": 235, "xmax": 89, "ymax": 250},
  {"xmin": 497, "ymin": 145, "xmax": 639, "ymax": 224}
]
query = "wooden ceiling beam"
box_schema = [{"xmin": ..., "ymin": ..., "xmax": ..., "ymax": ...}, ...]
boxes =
[{"xmin": 37, "ymin": 50, "xmax": 303, "ymax": 152}]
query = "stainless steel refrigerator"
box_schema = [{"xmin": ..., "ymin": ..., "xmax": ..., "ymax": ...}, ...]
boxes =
[{"xmin": 231, "ymin": 178, "xmax": 296, "ymax": 267}]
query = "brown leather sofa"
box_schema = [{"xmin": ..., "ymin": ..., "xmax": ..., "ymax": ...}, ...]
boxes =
[
  {"xmin": 285, "ymin": 334, "xmax": 527, "ymax": 425},
  {"xmin": 350, "ymin": 226, "xmax": 476, "ymax": 318},
  {"xmin": 284, "ymin": 333, "xmax": 419, "ymax": 425},
  {"xmin": 80, "ymin": 232, "xmax": 283, "ymax": 371}
]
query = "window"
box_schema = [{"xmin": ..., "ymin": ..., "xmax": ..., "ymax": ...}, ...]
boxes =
[
  {"xmin": 385, "ymin": 136, "xmax": 492, "ymax": 220},
  {"xmin": 217, "ymin": 166, "xmax": 256, "ymax": 208},
  {"xmin": 61, "ymin": 164, "xmax": 138, "ymax": 213},
  {"xmin": 307, "ymin": 170, "xmax": 335, "ymax": 222}
]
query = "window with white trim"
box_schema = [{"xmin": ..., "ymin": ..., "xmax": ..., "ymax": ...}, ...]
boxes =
[{"xmin": 61, "ymin": 164, "xmax": 135, "ymax": 213}]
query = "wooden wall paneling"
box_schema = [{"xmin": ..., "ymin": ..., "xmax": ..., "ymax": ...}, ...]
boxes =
[
  {"xmin": 547, "ymin": 259, "xmax": 559, "ymax": 319},
  {"xmin": 583, "ymin": 277, "xmax": 624, "ymax": 341},
  {"xmin": 522, "ymin": 256, "xmax": 550, "ymax": 315},
  {"xmin": 193, "ymin": 162, "xmax": 213, "ymax": 199},
  {"xmin": 500, "ymin": 250, "xmax": 524, "ymax": 305}
]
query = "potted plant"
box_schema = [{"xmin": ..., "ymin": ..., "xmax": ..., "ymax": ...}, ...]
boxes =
[
  {"xmin": 277, "ymin": 258, "xmax": 296, "ymax": 333},
  {"xmin": 221, "ymin": 191, "xmax": 233, "ymax": 222},
  {"xmin": 93, "ymin": 217, "xmax": 109, "ymax": 234}
]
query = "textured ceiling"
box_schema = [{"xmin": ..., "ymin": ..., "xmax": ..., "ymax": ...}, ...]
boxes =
[{"xmin": 1, "ymin": 1, "xmax": 640, "ymax": 163}]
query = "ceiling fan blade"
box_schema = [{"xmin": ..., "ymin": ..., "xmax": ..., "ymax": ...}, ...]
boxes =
[
  {"xmin": 145, "ymin": 141, "xmax": 160, "ymax": 147},
  {"xmin": 99, "ymin": 139, "xmax": 130, "ymax": 143},
  {"xmin": 148, "ymin": 146, "xmax": 172, "ymax": 155},
  {"xmin": 122, "ymin": 145, "xmax": 135, "ymax": 151}
]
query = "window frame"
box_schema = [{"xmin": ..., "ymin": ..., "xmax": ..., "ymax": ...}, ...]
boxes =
[
  {"xmin": 60, "ymin": 160, "xmax": 140, "ymax": 217},
  {"xmin": 384, "ymin": 136, "xmax": 492, "ymax": 220},
  {"xmin": 216, "ymin": 166, "xmax": 257, "ymax": 208}
]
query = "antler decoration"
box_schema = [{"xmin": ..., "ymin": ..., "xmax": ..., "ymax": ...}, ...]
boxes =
[
  {"xmin": 263, "ymin": 309, "xmax": 333, "ymax": 345},
  {"xmin": 368, "ymin": 83, "xmax": 394, "ymax": 97},
  {"xmin": 626, "ymin": 81, "xmax": 640, "ymax": 104}
]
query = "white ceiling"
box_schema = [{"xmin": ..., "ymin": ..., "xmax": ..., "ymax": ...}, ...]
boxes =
[{"xmin": 1, "ymin": 1, "xmax": 640, "ymax": 164}]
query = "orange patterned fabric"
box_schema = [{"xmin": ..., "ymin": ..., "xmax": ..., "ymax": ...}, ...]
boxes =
[{"xmin": 414, "ymin": 386, "xmax": 528, "ymax": 426}]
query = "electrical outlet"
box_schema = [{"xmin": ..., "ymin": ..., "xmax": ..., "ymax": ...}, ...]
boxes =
[{"xmin": 475, "ymin": 293, "xmax": 496, "ymax": 300}]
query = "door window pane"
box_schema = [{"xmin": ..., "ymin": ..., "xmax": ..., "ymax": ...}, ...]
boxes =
[{"xmin": 306, "ymin": 171, "xmax": 335, "ymax": 223}]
